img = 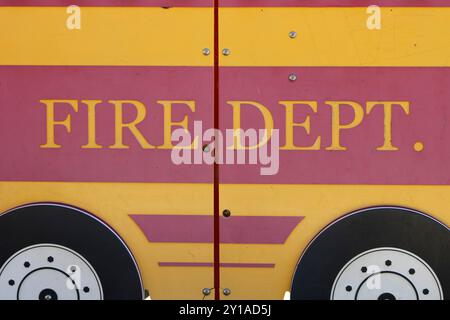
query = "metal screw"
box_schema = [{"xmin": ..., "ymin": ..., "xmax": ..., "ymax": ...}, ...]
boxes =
[
  {"xmin": 288, "ymin": 73, "xmax": 297, "ymax": 81},
  {"xmin": 202, "ymin": 288, "xmax": 211, "ymax": 296},
  {"xmin": 202, "ymin": 144, "xmax": 210, "ymax": 153},
  {"xmin": 202, "ymin": 48, "xmax": 210, "ymax": 56},
  {"xmin": 223, "ymin": 288, "xmax": 231, "ymax": 296},
  {"xmin": 289, "ymin": 31, "xmax": 297, "ymax": 39},
  {"xmin": 222, "ymin": 209, "xmax": 231, "ymax": 217},
  {"xmin": 222, "ymin": 48, "xmax": 231, "ymax": 56}
]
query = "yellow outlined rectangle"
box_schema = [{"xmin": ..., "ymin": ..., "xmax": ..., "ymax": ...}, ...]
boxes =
[
  {"xmin": 0, "ymin": 7, "xmax": 213, "ymax": 66},
  {"xmin": 220, "ymin": 7, "xmax": 450, "ymax": 66}
]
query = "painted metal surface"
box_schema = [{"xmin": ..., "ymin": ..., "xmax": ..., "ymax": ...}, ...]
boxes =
[
  {"xmin": 0, "ymin": 182, "xmax": 215, "ymax": 299},
  {"xmin": 0, "ymin": 0, "xmax": 213, "ymax": 6},
  {"xmin": 217, "ymin": 4, "xmax": 450, "ymax": 299},
  {"xmin": 0, "ymin": 7, "xmax": 213, "ymax": 66},
  {"xmin": 158, "ymin": 262, "xmax": 275, "ymax": 268},
  {"xmin": 0, "ymin": 1, "xmax": 449, "ymax": 300},
  {"xmin": 0, "ymin": 66, "xmax": 212, "ymax": 183},
  {"xmin": 130, "ymin": 215, "xmax": 303, "ymax": 243},
  {"xmin": 2, "ymin": 0, "xmax": 450, "ymax": 6},
  {"xmin": 219, "ymin": 67, "xmax": 450, "ymax": 185},
  {"xmin": 219, "ymin": 7, "xmax": 450, "ymax": 67},
  {"xmin": 221, "ymin": 0, "xmax": 450, "ymax": 7},
  {"xmin": 0, "ymin": 3, "xmax": 215, "ymax": 300}
]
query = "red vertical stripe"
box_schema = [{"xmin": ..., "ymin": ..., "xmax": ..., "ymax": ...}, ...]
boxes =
[{"xmin": 213, "ymin": 0, "xmax": 220, "ymax": 301}]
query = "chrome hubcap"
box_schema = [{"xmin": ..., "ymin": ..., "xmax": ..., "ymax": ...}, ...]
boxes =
[
  {"xmin": 331, "ymin": 247, "xmax": 442, "ymax": 300},
  {"xmin": 0, "ymin": 244, "xmax": 103, "ymax": 300}
]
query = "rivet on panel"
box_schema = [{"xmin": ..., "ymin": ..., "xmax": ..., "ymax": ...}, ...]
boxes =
[
  {"xmin": 202, "ymin": 288, "xmax": 211, "ymax": 296},
  {"xmin": 222, "ymin": 209, "xmax": 231, "ymax": 217}
]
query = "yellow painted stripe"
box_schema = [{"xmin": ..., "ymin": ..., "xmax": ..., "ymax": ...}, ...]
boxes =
[
  {"xmin": 219, "ymin": 184, "xmax": 450, "ymax": 299},
  {"xmin": 220, "ymin": 7, "xmax": 450, "ymax": 67},
  {"xmin": 0, "ymin": 7, "xmax": 213, "ymax": 66}
]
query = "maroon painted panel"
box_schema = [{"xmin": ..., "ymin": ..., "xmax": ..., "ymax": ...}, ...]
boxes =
[
  {"xmin": 219, "ymin": 67, "xmax": 450, "ymax": 185},
  {"xmin": 0, "ymin": 66, "xmax": 212, "ymax": 183},
  {"xmin": 0, "ymin": 0, "xmax": 213, "ymax": 7},
  {"xmin": 220, "ymin": 0, "xmax": 450, "ymax": 7},
  {"xmin": 1, "ymin": 0, "xmax": 449, "ymax": 7},
  {"xmin": 130, "ymin": 215, "xmax": 304, "ymax": 244},
  {"xmin": 1, "ymin": 66, "xmax": 449, "ymax": 185},
  {"xmin": 158, "ymin": 262, "xmax": 275, "ymax": 268}
]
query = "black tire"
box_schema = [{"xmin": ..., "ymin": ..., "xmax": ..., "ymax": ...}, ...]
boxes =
[
  {"xmin": 0, "ymin": 203, "xmax": 144, "ymax": 300},
  {"xmin": 291, "ymin": 206, "xmax": 449, "ymax": 300}
]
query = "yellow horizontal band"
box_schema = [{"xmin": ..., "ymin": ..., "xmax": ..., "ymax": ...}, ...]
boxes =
[
  {"xmin": 3, "ymin": 7, "xmax": 449, "ymax": 67},
  {"xmin": 0, "ymin": 7, "xmax": 213, "ymax": 66},
  {"xmin": 219, "ymin": 7, "xmax": 450, "ymax": 66}
]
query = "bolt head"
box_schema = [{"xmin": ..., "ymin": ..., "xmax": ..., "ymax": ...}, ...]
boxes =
[
  {"xmin": 202, "ymin": 48, "xmax": 210, "ymax": 56},
  {"xmin": 202, "ymin": 144, "xmax": 210, "ymax": 153},
  {"xmin": 223, "ymin": 288, "xmax": 231, "ymax": 296},
  {"xmin": 222, "ymin": 48, "xmax": 231, "ymax": 56},
  {"xmin": 222, "ymin": 209, "xmax": 231, "ymax": 217},
  {"xmin": 289, "ymin": 31, "xmax": 297, "ymax": 38},
  {"xmin": 288, "ymin": 73, "xmax": 297, "ymax": 81},
  {"xmin": 202, "ymin": 288, "xmax": 211, "ymax": 296}
]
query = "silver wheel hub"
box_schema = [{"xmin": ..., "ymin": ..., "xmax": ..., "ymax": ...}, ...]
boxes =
[
  {"xmin": 331, "ymin": 247, "xmax": 442, "ymax": 300},
  {"xmin": 0, "ymin": 244, "xmax": 103, "ymax": 300}
]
